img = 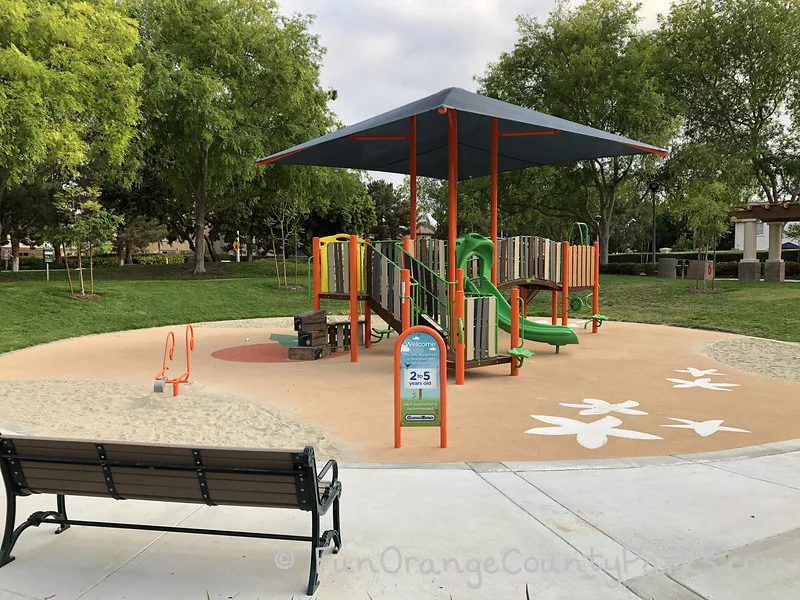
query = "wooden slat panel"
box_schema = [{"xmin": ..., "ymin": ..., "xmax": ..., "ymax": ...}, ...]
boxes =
[
  {"xmin": 26, "ymin": 478, "xmax": 109, "ymax": 496},
  {"xmin": 20, "ymin": 463, "xmax": 105, "ymax": 484},
  {"xmin": 205, "ymin": 474, "xmax": 298, "ymax": 495},
  {"xmin": 10, "ymin": 439, "xmax": 99, "ymax": 460}
]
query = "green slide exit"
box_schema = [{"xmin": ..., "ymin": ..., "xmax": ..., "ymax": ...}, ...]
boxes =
[{"xmin": 455, "ymin": 233, "xmax": 579, "ymax": 348}]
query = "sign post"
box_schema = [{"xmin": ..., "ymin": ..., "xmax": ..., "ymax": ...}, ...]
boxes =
[
  {"xmin": 394, "ymin": 325, "xmax": 447, "ymax": 449},
  {"xmin": 235, "ymin": 230, "xmax": 240, "ymax": 263},
  {"xmin": 43, "ymin": 242, "xmax": 55, "ymax": 281}
]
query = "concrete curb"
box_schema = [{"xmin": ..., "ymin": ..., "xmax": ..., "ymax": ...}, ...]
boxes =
[{"xmin": 340, "ymin": 438, "xmax": 800, "ymax": 471}]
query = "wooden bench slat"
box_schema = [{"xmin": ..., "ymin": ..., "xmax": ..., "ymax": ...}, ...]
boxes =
[{"xmin": 25, "ymin": 478, "xmax": 110, "ymax": 496}]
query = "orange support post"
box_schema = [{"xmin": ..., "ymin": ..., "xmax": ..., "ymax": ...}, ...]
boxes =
[
  {"xmin": 409, "ymin": 115, "xmax": 417, "ymax": 241},
  {"xmin": 454, "ymin": 288, "xmax": 465, "ymax": 385},
  {"xmin": 454, "ymin": 268, "xmax": 465, "ymax": 385},
  {"xmin": 490, "ymin": 117, "xmax": 499, "ymax": 286},
  {"xmin": 312, "ymin": 236, "xmax": 321, "ymax": 310},
  {"xmin": 349, "ymin": 235, "xmax": 359, "ymax": 363},
  {"xmin": 511, "ymin": 288, "xmax": 520, "ymax": 376},
  {"xmin": 365, "ymin": 237, "xmax": 372, "ymax": 348},
  {"xmin": 592, "ymin": 241, "xmax": 600, "ymax": 333},
  {"xmin": 561, "ymin": 241, "xmax": 570, "ymax": 327},
  {"xmin": 401, "ymin": 268, "xmax": 411, "ymax": 331},
  {"xmin": 446, "ymin": 108, "xmax": 458, "ymax": 286},
  {"xmin": 551, "ymin": 291, "xmax": 558, "ymax": 325}
]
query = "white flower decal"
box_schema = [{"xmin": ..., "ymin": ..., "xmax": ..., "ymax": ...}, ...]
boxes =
[
  {"xmin": 665, "ymin": 377, "xmax": 740, "ymax": 391},
  {"xmin": 559, "ymin": 398, "xmax": 648, "ymax": 416},
  {"xmin": 675, "ymin": 367, "xmax": 725, "ymax": 377},
  {"xmin": 662, "ymin": 418, "xmax": 750, "ymax": 437},
  {"xmin": 524, "ymin": 415, "xmax": 662, "ymax": 449}
]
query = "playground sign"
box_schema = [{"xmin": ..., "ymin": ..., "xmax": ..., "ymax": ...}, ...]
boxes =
[{"xmin": 394, "ymin": 325, "xmax": 447, "ymax": 448}]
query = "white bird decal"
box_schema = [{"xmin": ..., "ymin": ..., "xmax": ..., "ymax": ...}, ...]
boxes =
[
  {"xmin": 675, "ymin": 367, "xmax": 725, "ymax": 377},
  {"xmin": 559, "ymin": 398, "xmax": 648, "ymax": 416},
  {"xmin": 525, "ymin": 415, "xmax": 662, "ymax": 449},
  {"xmin": 662, "ymin": 418, "xmax": 750, "ymax": 437},
  {"xmin": 666, "ymin": 377, "xmax": 740, "ymax": 391}
]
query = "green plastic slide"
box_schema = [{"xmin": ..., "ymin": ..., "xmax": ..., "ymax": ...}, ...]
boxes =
[{"xmin": 455, "ymin": 233, "xmax": 579, "ymax": 348}]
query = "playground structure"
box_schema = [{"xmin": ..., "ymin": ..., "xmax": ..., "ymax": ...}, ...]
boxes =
[
  {"xmin": 309, "ymin": 229, "xmax": 600, "ymax": 382},
  {"xmin": 258, "ymin": 87, "xmax": 666, "ymax": 383},
  {"xmin": 153, "ymin": 324, "xmax": 195, "ymax": 396}
]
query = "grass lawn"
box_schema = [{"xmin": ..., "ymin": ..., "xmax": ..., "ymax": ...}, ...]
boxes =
[
  {"xmin": 527, "ymin": 276, "xmax": 800, "ymax": 343},
  {"xmin": 1, "ymin": 262, "xmax": 798, "ymax": 354}
]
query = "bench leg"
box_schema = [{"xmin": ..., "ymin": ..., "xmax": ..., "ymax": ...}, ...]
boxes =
[
  {"xmin": 333, "ymin": 495, "xmax": 341, "ymax": 549},
  {"xmin": 55, "ymin": 495, "xmax": 70, "ymax": 534},
  {"xmin": 0, "ymin": 486, "xmax": 16, "ymax": 567},
  {"xmin": 306, "ymin": 512, "xmax": 320, "ymax": 595}
]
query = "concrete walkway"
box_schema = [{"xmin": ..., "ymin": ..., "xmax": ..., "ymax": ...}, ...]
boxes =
[{"xmin": 3, "ymin": 441, "xmax": 800, "ymax": 599}]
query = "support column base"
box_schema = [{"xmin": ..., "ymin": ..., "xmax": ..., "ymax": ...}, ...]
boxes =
[
  {"xmin": 737, "ymin": 260, "xmax": 761, "ymax": 281},
  {"xmin": 764, "ymin": 259, "xmax": 785, "ymax": 282}
]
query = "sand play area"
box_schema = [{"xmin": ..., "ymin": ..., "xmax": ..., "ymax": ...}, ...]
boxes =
[{"xmin": 0, "ymin": 317, "xmax": 798, "ymax": 463}]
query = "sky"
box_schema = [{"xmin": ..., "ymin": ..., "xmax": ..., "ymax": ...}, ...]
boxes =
[{"xmin": 277, "ymin": 0, "xmax": 673, "ymax": 184}]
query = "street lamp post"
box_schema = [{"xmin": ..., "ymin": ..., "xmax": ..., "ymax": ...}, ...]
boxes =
[{"xmin": 648, "ymin": 181, "xmax": 660, "ymax": 264}]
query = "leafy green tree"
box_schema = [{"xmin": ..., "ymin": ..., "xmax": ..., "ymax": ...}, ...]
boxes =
[
  {"xmin": 659, "ymin": 0, "xmax": 800, "ymax": 205},
  {"xmin": 0, "ymin": 0, "xmax": 142, "ymax": 241},
  {"xmin": 786, "ymin": 223, "xmax": 800, "ymax": 244},
  {"xmin": 478, "ymin": 0, "xmax": 678, "ymax": 262},
  {"xmin": 368, "ymin": 180, "xmax": 409, "ymax": 240},
  {"xmin": 132, "ymin": 0, "xmax": 335, "ymax": 274}
]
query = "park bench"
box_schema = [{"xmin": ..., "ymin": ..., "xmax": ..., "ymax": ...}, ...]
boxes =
[{"xmin": 0, "ymin": 434, "xmax": 342, "ymax": 595}]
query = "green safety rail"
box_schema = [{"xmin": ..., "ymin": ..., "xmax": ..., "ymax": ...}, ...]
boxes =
[{"xmin": 568, "ymin": 222, "xmax": 591, "ymax": 246}]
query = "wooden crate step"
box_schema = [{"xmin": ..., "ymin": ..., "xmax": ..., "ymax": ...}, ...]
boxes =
[
  {"xmin": 287, "ymin": 345, "xmax": 331, "ymax": 361},
  {"xmin": 294, "ymin": 309, "xmax": 327, "ymax": 331}
]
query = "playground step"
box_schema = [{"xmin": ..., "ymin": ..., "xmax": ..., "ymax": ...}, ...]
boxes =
[
  {"xmin": 288, "ymin": 345, "xmax": 330, "ymax": 361},
  {"xmin": 293, "ymin": 309, "xmax": 326, "ymax": 331}
]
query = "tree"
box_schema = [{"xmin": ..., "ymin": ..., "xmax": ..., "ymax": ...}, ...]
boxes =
[
  {"xmin": 787, "ymin": 223, "xmax": 800, "ymax": 244},
  {"xmin": 478, "ymin": 0, "xmax": 678, "ymax": 262},
  {"xmin": 659, "ymin": 0, "xmax": 800, "ymax": 206},
  {"xmin": 368, "ymin": 180, "xmax": 409, "ymax": 240},
  {"xmin": 0, "ymin": 0, "xmax": 142, "ymax": 241},
  {"xmin": 132, "ymin": 0, "xmax": 335, "ymax": 274}
]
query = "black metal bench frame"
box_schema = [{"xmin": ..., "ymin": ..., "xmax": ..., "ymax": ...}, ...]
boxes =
[{"xmin": 0, "ymin": 438, "xmax": 341, "ymax": 595}]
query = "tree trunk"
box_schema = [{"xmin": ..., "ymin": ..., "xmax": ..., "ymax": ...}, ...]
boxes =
[
  {"xmin": 192, "ymin": 147, "xmax": 209, "ymax": 275},
  {"xmin": 89, "ymin": 242, "xmax": 94, "ymax": 295},
  {"xmin": 0, "ymin": 167, "xmax": 8, "ymax": 244},
  {"xmin": 205, "ymin": 235, "xmax": 218, "ymax": 262},
  {"xmin": 598, "ymin": 218, "xmax": 612, "ymax": 265},
  {"xmin": 117, "ymin": 239, "xmax": 125, "ymax": 266},
  {"xmin": 247, "ymin": 237, "xmax": 254, "ymax": 262},
  {"xmin": 280, "ymin": 221, "xmax": 288, "ymax": 286},
  {"xmin": 62, "ymin": 243, "xmax": 74, "ymax": 295},
  {"xmin": 125, "ymin": 241, "xmax": 133, "ymax": 265},
  {"xmin": 10, "ymin": 235, "xmax": 19, "ymax": 272},
  {"xmin": 77, "ymin": 244, "xmax": 85, "ymax": 296},
  {"xmin": 55, "ymin": 243, "xmax": 62, "ymax": 265},
  {"xmin": 271, "ymin": 233, "xmax": 281, "ymax": 287}
]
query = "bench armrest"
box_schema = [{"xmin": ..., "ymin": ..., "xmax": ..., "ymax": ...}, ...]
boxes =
[{"xmin": 317, "ymin": 459, "xmax": 338, "ymax": 483}]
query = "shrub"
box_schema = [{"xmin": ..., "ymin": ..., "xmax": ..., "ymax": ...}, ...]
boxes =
[
  {"xmin": 785, "ymin": 261, "xmax": 800, "ymax": 277},
  {"xmin": 714, "ymin": 262, "xmax": 739, "ymax": 278},
  {"xmin": 90, "ymin": 255, "xmax": 121, "ymax": 267},
  {"xmin": 600, "ymin": 262, "xmax": 657, "ymax": 276},
  {"xmin": 608, "ymin": 249, "xmax": 800, "ymax": 264},
  {"xmin": 132, "ymin": 253, "xmax": 187, "ymax": 265}
]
